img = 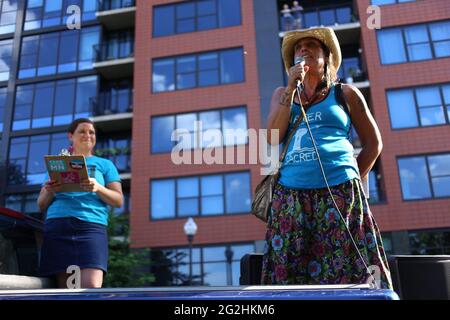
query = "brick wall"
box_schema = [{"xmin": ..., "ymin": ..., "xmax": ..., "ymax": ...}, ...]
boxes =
[
  {"xmin": 357, "ymin": 0, "xmax": 450, "ymax": 232},
  {"xmin": 131, "ymin": 0, "xmax": 267, "ymax": 248}
]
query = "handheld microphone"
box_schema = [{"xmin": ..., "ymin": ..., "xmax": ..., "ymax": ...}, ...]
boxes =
[{"xmin": 294, "ymin": 56, "xmax": 305, "ymax": 89}]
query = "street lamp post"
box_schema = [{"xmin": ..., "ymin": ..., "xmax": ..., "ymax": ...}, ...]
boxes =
[
  {"xmin": 183, "ymin": 217, "xmax": 197, "ymax": 286},
  {"xmin": 225, "ymin": 246, "xmax": 234, "ymax": 285}
]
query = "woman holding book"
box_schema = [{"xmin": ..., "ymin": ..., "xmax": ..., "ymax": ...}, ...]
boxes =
[{"xmin": 37, "ymin": 118, "xmax": 123, "ymax": 288}]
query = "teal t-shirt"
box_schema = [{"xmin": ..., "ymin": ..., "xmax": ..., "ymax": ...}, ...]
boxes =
[
  {"xmin": 45, "ymin": 156, "xmax": 121, "ymax": 225},
  {"xmin": 278, "ymin": 84, "xmax": 360, "ymax": 189}
]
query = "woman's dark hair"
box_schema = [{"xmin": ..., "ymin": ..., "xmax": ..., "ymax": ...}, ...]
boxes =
[
  {"xmin": 319, "ymin": 41, "xmax": 338, "ymax": 89},
  {"xmin": 68, "ymin": 118, "xmax": 96, "ymax": 134}
]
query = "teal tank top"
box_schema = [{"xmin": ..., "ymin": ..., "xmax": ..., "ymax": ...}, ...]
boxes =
[{"xmin": 278, "ymin": 84, "xmax": 360, "ymax": 189}]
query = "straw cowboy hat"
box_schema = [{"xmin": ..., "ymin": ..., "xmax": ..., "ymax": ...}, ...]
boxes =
[{"xmin": 281, "ymin": 27, "xmax": 342, "ymax": 73}]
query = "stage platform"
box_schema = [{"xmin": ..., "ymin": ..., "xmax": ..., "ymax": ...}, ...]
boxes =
[{"xmin": 0, "ymin": 284, "xmax": 399, "ymax": 300}]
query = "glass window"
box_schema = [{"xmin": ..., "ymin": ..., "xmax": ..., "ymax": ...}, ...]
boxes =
[
  {"xmin": 79, "ymin": 26, "xmax": 100, "ymax": 70},
  {"xmin": 5, "ymin": 193, "xmax": 41, "ymax": 217},
  {"xmin": 0, "ymin": 39, "xmax": 13, "ymax": 81},
  {"xmin": 13, "ymin": 85, "xmax": 34, "ymax": 131},
  {"xmin": 203, "ymin": 245, "xmax": 226, "ymax": 262},
  {"xmin": 151, "ymin": 180, "xmax": 175, "ymax": 219},
  {"xmin": 199, "ymin": 110, "xmax": 221, "ymax": 148},
  {"xmin": 75, "ymin": 76, "xmax": 97, "ymax": 118},
  {"xmin": 405, "ymin": 25, "xmax": 432, "ymax": 61},
  {"xmin": 444, "ymin": 85, "xmax": 450, "ymax": 121},
  {"xmin": 177, "ymin": 177, "xmax": 199, "ymax": 217},
  {"xmin": 197, "ymin": 0, "xmax": 217, "ymax": 31},
  {"xmin": 151, "ymin": 106, "xmax": 247, "ymax": 153},
  {"xmin": 201, "ymin": 175, "xmax": 223, "ymax": 215},
  {"xmin": 13, "ymin": 76, "xmax": 97, "ymax": 131},
  {"xmin": 5, "ymin": 194, "xmax": 22, "ymax": 212},
  {"xmin": 303, "ymin": 11, "xmax": 319, "ymax": 29},
  {"xmin": 32, "ymin": 82, "xmax": 54, "ymax": 128},
  {"xmin": 54, "ymin": 79, "xmax": 75, "ymax": 126},
  {"xmin": 25, "ymin": 0, "xmax": 96, "ymax": 31},
  {"xmin": 0, "ymin": 0, "xmax": 18, "ymax": 34},
  {"xmin": 176, "ymin": 55, "xmax": 196, "ymax": 89},
  {"xmin": 430, "ymin": 21, "xmax": 450, "ymax": 58},
  {"xmin": 203, "ymin": 262, "xmax": 226, "ymax": 286},
  {"xmin": 95, "ymin": 134, "xmax": 131, "ymax": 173},
  {"xmin": 0, "ymin": 87, "xmax": 7, "ymax": 132},
  {"xmin": 372, "ymin": 0, "xmax": 395, "ymax": 4},
  {"xmin": 176, "ymin": 2, "xmax": 195, "ymax": 34},
  {"xmin": 153, "ymin": 5, "xmax": 174, "ymax": 37},
  {"xmin": 428, "ymin": 154, "xmax": 450, "ymax": 198},
  {"xmin": 37, "ymin": 33, "xmax": 59, "ymax": 76},
  {"xmin": 387, "ymin": 84, "xmax": 450, "ymax": 129},
  {"xmin": 198, "ymin": 52, "xmax": 219, "ymax": 87},
  {"xmin": 200, "ymin": 110, "xmax": 221, "ymax": 130},
  {"xmin": 27, "ymin": 135, "xmax": 49, "ymax": 184},
  {"xmin": 409, "ymin": 229, "xmax": 450, "ymax": 255},
  {"xmin": 222, "ymin": 107, "xmax": 247, "ymax": 146},
  {"xmin": 153, "ymin": 0, "xmax": 241, "ymax": 38},
  {"xmin": 372, "ymin": 0, "xmax": 415, "ymax": 4},
  {"xmin": 368, "ymin": 170, "xmax": 380, "ymax": 203},
  {"xmin": 155, "ymin": 242, "xmax": 254, "ymax": 286},
  {"xmin": 378, "ymin": 20, "xmax": 450, "ymax": 64},
  {"xmin": 387, "ymin": 89, "xmax": 418, "ymax": 128},
  {"xmin": 319, "ymin": 9, "xmax": 334, "ymax": 26},
  {"xmin": 336, "ymin": 7, "xmax": 351, "ymax": 24},
  {"xmin": 50, "ymin": 132, "xmax": 67, "ymax": 155},
  {"xmin": 19, "ymin": 36, "xmax": 39, "ymax": 78},
  {"xmin": 416, "ymin": 86, "xmax": 445, "ymax": 126},
  {"xmin": 153, "ymin": 48, "xmax": 243, "ymax": 92},
  {"xmin": 58, "ymin": 32, "xmax": 79, "ymax": 73},
  {"xmin": 82, "ymin": 0, "xmax": 97, "ymax": 21},
  {"xmin": 377, "ymin": 29, "xmax": 407, "ymax": 64},
  {"xmin": 152, "ymin": 59, "xmax": 175, "ymax": 93},
  {"xmin": 218, "ymin": 0, "xmax": 240, "ymax": 28},
  {"xmin": 150, "ymin": 171, "xmax": 251, "ymax": 219},
  {"xmin": 151, "ymin": 115, "xmax": 175, "ymax": 153},
  {"xmin": 19, "ymin": 27, "xmax": 100, "ymax": 78},
  {"xmin": 220, "ymin": 48, "xmax": 244, "ymax": 84},
  {"xmin": 398, "ymin": 157, "xmax": 432, "ymax": 200},
  {"xmin": 8, "ymin": 133, "xmax": 71, "ymax": 186},
  {"xmin": 225, "ymin": 172, "xmax": 251, "ymax": 213},
  {"xmin": 176, "ymin": 113, "xmax": 197, "ymax": 149},
  {"xmin": 9, "ymin": 137, "xmax": 28, "ymax": 159}
]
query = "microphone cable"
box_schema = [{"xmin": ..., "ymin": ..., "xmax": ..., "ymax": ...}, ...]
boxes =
[{"xmin": 293, "ymin": 84, "xmax": 378, "ymax": 289}]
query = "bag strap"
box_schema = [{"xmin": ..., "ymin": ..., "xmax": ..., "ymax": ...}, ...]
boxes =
[
  {"xmin": 334, "ymin": 82, "xmax": 351, "ymax": 118},
  {"xmin": 279, "ymin": 89, "xmax": 304, "ymax": 162}
]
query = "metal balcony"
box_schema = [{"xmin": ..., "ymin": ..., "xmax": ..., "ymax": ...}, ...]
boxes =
[
  {"xmin": 278, "ymin": 3, "xmax": 361, "ymax": 47},
  {"xmin": 93, "ymin": 41, "xmax": 135, "ymax": 79},
  {"xmin": 96, "ymin": 0, "xmax": 136, "ymax": 30}
]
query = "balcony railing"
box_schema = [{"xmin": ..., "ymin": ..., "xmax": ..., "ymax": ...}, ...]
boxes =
[
  {"xmin": 94, "ymin": 89, "xmax": 133, "ymax": 116},
  {"xmin": 98, "ymin": 0, "xmax": 136, "ymax": 11},
  {"xmin": 94, "ymin": 40, "xmax": 134, "ymax": 63},
  {"xmin": 337, "ymin": 57, "xmax": 367, "ymax": 84},
  {"xmin": 95, "ymin": 142, "xmax": 131, "ymax": 173},
  {"xmin": 280, "ymin": 4, "xmax": 357, "ymax": 32}
]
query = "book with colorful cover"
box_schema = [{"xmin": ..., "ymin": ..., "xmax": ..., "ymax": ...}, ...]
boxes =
[{"xmin": 44, "ymin": 155, "xmax": 89, "ymax": 192}]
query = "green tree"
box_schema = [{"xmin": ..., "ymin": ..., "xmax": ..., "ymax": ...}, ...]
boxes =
[{"xmin": 104, "ymin": 211, "xmax": 155, "ymax": 287}]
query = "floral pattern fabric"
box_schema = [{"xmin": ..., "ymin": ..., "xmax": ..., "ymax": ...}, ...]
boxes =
[{"xmin": 261, "ymin": 178, "xmax": 393, "ymax": 289}]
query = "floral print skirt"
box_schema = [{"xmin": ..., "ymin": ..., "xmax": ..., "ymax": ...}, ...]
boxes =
[{"xmin": 261, "ymin": 178, "xmax": 393, "ymax": 289}]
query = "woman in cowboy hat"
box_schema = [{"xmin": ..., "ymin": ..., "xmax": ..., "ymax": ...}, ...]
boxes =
[{"xmin": 262, "ymin": 27, "xmax": 393, "ymax": 289}]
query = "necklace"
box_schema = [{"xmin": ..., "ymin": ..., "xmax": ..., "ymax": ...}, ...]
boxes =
[{"xmin": 301, "ymin": 86, "xmax": 328, "ymax": 107}]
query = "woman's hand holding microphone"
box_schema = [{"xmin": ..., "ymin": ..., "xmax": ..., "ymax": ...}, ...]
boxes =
[{"xmin": 287, "ymin": 57, "xmax": 309, "ymax": 92}]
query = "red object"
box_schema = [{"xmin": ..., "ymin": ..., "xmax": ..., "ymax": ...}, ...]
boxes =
[{"xmin": 0, "ymin": 207, "xmax": 26, "ymax": 220}]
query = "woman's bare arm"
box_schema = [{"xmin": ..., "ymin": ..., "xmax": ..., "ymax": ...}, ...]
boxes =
[
  {"xmin": 266, "ymin": 86, "xmax": 294, "ymax": 144},
  {"xmin": 343, "ymin": 84, "xmax": 383, "ymax": 178}
]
